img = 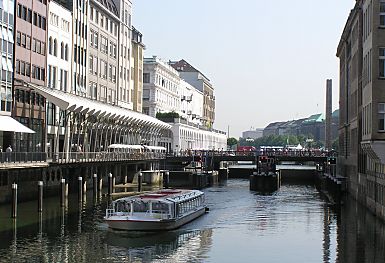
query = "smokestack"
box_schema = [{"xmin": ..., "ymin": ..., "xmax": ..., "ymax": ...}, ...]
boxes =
[{"xmin": 325, "ymin": 79, "xmax": 332, "ymax": 151}]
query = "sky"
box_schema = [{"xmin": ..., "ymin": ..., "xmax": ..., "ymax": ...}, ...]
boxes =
[{"xmin": 133, "ymin": 0, "xmax": 354, "ymax": 138}]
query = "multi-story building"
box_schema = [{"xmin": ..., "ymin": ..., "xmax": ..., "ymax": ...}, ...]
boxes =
[
  {"xmin": 337, "ymin": 0, "xmax": 385, "ymax": 220},
  {"xmin": 242, "ymin": 129, "xmax": 263, "ymax": 140},
  {"xmin": 46, "ymin": 0, "xmax": 72, "ymax": 155},
  {"xmin": 131, "ymin": 26, "xmax": 144, "ymax": 113},
  {"xmin": 337, "ymin": 1, "xmax": 362, "ymax": 201},
  {"xmin": 143, "ymin": 56, "xmax": 181, "ymax": 117},
  {"xmin": 55, "ymin": 0, "xmax": 88, "ymax": 96},
  {"xmin": 117, "ymin": 0, "xmax": 132, "ymax": 109},
  {"xmin": 13, "ymin": 0, "xmax": 48, "ymax": 152},
  {"xmin": 88, "ymin": 0, "xmax": 119, "ymax": 104},
  {"xmin": 180, "ymin": 79, "xmax": 203, "ymax": 125},
  {"xmin": 0, "ymin": 0, "xmax": 15, "ymax": 149},
  {"xmin": 168, "ymin": 123, "xmax": 227, "ymax": 153},
  {"xmin": 261, "ymin": 111, "xmax": 339, "ymax": 143},
  {"xmin": 170, "ymin": 59, "xmax": 216, "ymax": 128}
]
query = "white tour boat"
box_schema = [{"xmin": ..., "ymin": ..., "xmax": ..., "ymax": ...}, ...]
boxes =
[{"xmin": 104, "ymin": 189, "xmax": 207, "ymax": 231}]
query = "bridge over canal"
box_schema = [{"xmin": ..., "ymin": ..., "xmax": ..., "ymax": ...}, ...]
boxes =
[{"xmin": 165, "ymin": 151, "xmax": 332, "ymax": 171}]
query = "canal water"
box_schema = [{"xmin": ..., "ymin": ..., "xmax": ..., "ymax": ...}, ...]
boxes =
[{"xmin": 0, "ymin": 179, "xmax": 384, "ymax": 262}]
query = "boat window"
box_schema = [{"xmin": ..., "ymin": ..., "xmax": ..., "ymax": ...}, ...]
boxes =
[
  {"xmin": 151, "ymin": 202, "xmax": 169, "ymax": 213},
  {"xmin": 116, "ymin": 201, "xmax": 130, "ymax": 212},
  {"xmin": 133, "ymin": 201, "xmax": 149, "ymax": 212}
]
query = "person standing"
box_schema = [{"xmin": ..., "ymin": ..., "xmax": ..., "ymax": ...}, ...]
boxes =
[{"xmin": 6, "ymin": 145, "xmax": 12, "ymax": 162}]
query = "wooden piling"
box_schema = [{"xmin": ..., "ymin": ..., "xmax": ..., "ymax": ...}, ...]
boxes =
[
  {"xmin": 108, "ymin": 173, "xmax": 113, "ymax": 196},
  {"xmin": 93, "ymin": 174, "xmax": 98, "ymax": 196},
  {"xmin": 11, "ymin": 183, "xmax": 17, "ymax": 218},
  {"xmin": 78, "ymin": 177, "xmax": 83, "ymax": 202},
  {"xmin": 60, "ymin": 179, "xmax": 66, "ymax": 207},
  {"xmin": 38, "ymin": 181, "xmax": 43, "ymax": 212}
]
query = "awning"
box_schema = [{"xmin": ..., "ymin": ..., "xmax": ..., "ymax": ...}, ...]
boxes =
[
  {"xmin": 0, "ymin": 116, "xmax": 35, "ymax": 133},
  {"xmin": 24, "ymin": 82, "xmax": 171, "ymax": 130}
]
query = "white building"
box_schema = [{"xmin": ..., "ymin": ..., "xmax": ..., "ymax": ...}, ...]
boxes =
[
  {"xmin": 242, "ymin": 129, "xmax": 263, "ymax": 140},
  {"xmin": 46, "ymin": 1, "xmax": 72, "ymax": 155},
  {"xmin": 160, "ymin": 119, "xmax": 227, "ymax": 153},
  {"xmin": 143, "ymin": 56, "xmax": 181, "ymax": 117},
  {"xmin": 180, "ymin": 80, "xmax": 203, "ymax": 125}
]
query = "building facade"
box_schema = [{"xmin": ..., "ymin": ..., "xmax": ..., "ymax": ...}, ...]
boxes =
[
  {"xmin": 143, "ymin": 56, "xmax": 181, "ymax": 117},
  {"xmin": 170, "ymin": 59, "xmax": 216, "ymax": 128},
  {"xmin": 242, "ymin": 129, "xmax": 263, "ymax": 140},
  {"xmin": 0, "ymin": 0, "xmax": 15, "ymax": 149},
  {"xmin": 14, "ymin": 0, "xmax": 48, "ymax": 152},
  {"xmin": 337, "ymin": 0, "xmax": 385, "ymax": 220},
  {"xmin": 131, "ymin": 26, "xmax": 144, "ymax": 112},
  {"xmin": 117, "ymin": 0, "xmax": 132, "ymax": 110},
  {"xmin": 88, "ymin": 0, "xmax": 119, "ymax": 104},
  {"xmin": 180, "ymin": 79, "xmax": 203, "ymax": 125},
  {"xmin": 46, "ymin": 0, "xmax": 72, "ymax": 155}
]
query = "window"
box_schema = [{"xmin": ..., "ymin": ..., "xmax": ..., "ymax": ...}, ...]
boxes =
[
  {"xmin": 60, "ymin": 42, "xmax": 64, "ymax": 59},
  {"xmin": 93, "ymin": 56, "xmax": 98, "ymax": 75},
  {"xmin": 89, "ymin": 55, "xmax": 93, "ymax": 73},
  {"xmin": 380, "ymin": 48, "xmax": 385, "ymax": 77},
  {"xmin": 26, "ymin": 36, "xmax": 31, "ymax": 50},
  {"xmin": 379, "ymin": 103, "xmax": 385, "ymax": 131},
  {"xmin": 21, "ymin": 33, "xmax": 26, "ymax": 48},
  {"xmin": 381, "ymin": 2, "xmax": 385, "ymax": 27},
  {"xmin": 100, "ymin": 60, "xmax": 107, "ymax": 79},
  {"xmin": 110, "ymin": 42, "xmax": 116, "ymax": 58},
  {"xmin": 90, "ymin": 7, "xmax": 94, "ymax": 21},
  {"xmin": 47, "ymin": 102, "xmax": 55, "ymax": 125},
  {"xmin": 65, "ymin": 44, "xmax": 68, "ymax": 61},
  {"xmin": 53, "ymin": 39, "xmax": 57, "ymax": 56},
  {"xmin": 27, "ymin": 9, "xmax": 32, "ymax": 23},
  {"xmin": 16, "ymin": 31, "xmax": 21, "ymax": 46},
  {"xmin": 48, "ymin": 37, "xmax": 52, "ymax": 54},
  {"xmin": 143, "ymin": 73, "xmax": 150, "ymax": 83},
  {"xmin": 101, "ymin": 36, "xmax": 108, "ymax": 54}
]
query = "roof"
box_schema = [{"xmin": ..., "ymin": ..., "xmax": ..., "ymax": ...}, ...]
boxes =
[
  {"xmin": 169, "ymin": 59, "xmax": 211, "ymax": 82},
  {"xmin": 19, "ymin": 81, "xmax": 171, "ymax": 131},
  {"xmin": 302, "ymin": 113, "xmax": 324, "ymax": 124},
  {"xmin": 115, "ymin": 189, "xmax": 204, "ymax": 204},
  {"xmin": 95, "ymin": 0, "xmax": 119, "ymax": 17},
  {"xmin": 332, "ymin": 109, "xmax": 339, "ymax": 118},
  {"xmin": 264, "ymin": 122, "xmax": 286, "ymax": 130}
]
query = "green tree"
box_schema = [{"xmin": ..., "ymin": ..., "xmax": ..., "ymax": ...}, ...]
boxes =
[{"xmin": 227, "ymin": 137, "xmax": 238, "ymax": 147}]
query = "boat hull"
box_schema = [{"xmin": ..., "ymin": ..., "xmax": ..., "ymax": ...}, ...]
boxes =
[{"xmin": 105, "ymin": 206, "xmax": 206, "ymax": 231}]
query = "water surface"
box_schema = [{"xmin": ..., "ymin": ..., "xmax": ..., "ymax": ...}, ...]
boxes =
[{"xmin": 0, "ymin": 179, "xmax": 382, "ymax": 262}]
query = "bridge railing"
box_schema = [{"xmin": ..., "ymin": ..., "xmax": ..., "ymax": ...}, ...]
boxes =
[
  {"xmin": 167, "ymin": 150, "xmax": 337, "ymax": 158},
  {"xmin": 0, "ymin": 152, "xmax": 47, "ymax": 165},
  {"xmin": 51, "ymin": 152, "xmax": 166, "ymax": 164}
]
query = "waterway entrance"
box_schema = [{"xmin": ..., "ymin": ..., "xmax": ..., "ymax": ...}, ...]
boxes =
[{"xmin": 0, "ymin": 179, "xmax": 383, "ymax": 262}]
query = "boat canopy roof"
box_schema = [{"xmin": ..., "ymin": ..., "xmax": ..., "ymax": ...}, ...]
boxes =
[
  {"xmin": 108, "ymin": 144, "xmax": 144, "ymax": 150},
  {"xmin": 143, "ymin": 145, "xmax": 167, "ymax": 151},
  {"xmin": 114, "ymin": 189, "xmax": 204, "ymax": 205}
]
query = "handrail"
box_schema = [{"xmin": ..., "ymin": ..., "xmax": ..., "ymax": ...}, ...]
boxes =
[
  {"xmin": 0, "ymin": 152, "xmax": 47, "ymax": 164},
  {"xmin": 51, "ymin": 151, "xmax": 166, "ymax": 164}
]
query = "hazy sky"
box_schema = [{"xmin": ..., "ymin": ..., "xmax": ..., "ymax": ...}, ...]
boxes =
[{"xmin": 133, "ymin": 0, "xmax": 354, "ymax": 137}]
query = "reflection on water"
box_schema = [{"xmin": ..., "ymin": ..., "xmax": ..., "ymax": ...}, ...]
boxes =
[{"xmin": 1, "ymin": 180, "xmax": 385, "ymax": 262}]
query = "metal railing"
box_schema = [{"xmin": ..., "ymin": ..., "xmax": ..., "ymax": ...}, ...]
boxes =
[
  {"xmin": 52, "ymin": 152, "xmax": 166, "ymax": 164},
  {"xmin": 168, "ymin": 150, "xmax": 337, "ymax": 158},
  {"xmin": 0, "ymin": 152, "xmax": 47, "ymax": 164}
]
